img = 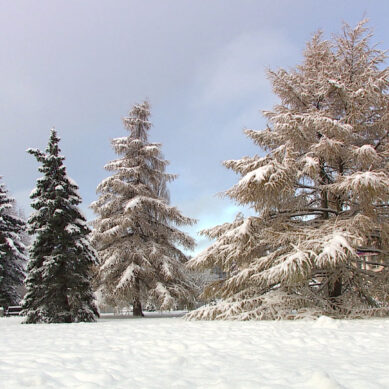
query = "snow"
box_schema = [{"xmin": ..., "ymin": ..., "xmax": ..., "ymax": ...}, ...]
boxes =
[
  {"xmin": 116, "ymin": 263, "xmax": 138, "ymax": 289},
  {"xmin": 29, "ymin": 187, "xmax": 39, "ymax": 198},
  {"xmin": 1, "ymin": 316, "xmax": 388, "ymax": 388},
  {"xmin": 124, "ymin": 196, "xmax": 141, "ymax": 211},
  {"xmin": 258, "ymin": 246, "xmax": 311, "ymax": 283},
  {"xmin": 5, "ymin": 236, "xmax": 18, "ymax": 252},
  {"xmin": 337, "ymin": 171, "xmax": 389, "ymax": 193},
  {"xmin": 143, "ymin": 145, "xmax": 159, "ymax": 152},
  {"xmin": 239, "ymin": 164, "xmax": 274, "ymax": 186},
  {"xmin": 328, "ymin": 79, "xmax": 344, "ymax": 89},
  {"xmin": 302, "ymin": 155, "xmax": 319, "ymax": 170},
  {"xmin": 64, "ymin": 223, "xmax": 80, "ymax": 234},
  {"xmin": 224, "ymin": 218, "xmax": 251, "ymax": 239},
  {"xmin": 316, "ymin": 233, "xmax": 354, "ymax": 266},
  {"xmin": 155, "ymin": 282, "xmax": 174, "ymax": 307}
]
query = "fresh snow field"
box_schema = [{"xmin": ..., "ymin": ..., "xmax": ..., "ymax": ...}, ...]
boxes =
[{"xmin": 0, "ymin": 315, "xmax": 388, "ymax": 389}]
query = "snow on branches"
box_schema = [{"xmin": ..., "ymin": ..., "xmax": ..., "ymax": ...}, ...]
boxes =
[
  {"xmin": 22, "ymin": 129, "xmax": 98, "ymax": 323},
  {"xmin": 91, "ymin": 101, "xmax": 196, "ymax": 316},
  {"xmin": 0, "ymin": 177, "xmax": 27, "ymax": 307},
  {"xmin": 187, "ymin": 20, "xmax": 389, "ymax": 320}
]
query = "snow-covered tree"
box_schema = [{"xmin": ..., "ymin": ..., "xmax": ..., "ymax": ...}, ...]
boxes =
[
  {"xmin": 22, "ymin": 129, "xmax": 99, "ymax": 323},
  {"xmin": 0, "ymin": 178, "xmax": 27, "ymax": 307},
  {"xmin": 187, "ymin": 21, "xmax": 389, "ymax": 320},
  {"xmin": 91, "ymin": 101, "xmax": 196, "ymax": 316}
]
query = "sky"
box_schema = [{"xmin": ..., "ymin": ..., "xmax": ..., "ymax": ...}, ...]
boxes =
[{"xmin": 1, "ymin": 0, "xmax": 389, "ymax": 253}]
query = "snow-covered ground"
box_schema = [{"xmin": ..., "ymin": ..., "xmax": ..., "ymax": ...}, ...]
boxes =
[{"xmin": 1, "ymin": 315, "xmax": 388, "ymax": 389}]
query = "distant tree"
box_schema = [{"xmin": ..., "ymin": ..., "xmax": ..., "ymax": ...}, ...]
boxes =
[
  {"xmin": 22, "ymin": 129, "xmax": 98, "ymax": 323},
  {"xmin": 187, "ymin": 20, "xmax": 389, "ymax": 320},
  {"xmin": 0, "ymin": 178, "xmax": 27, "ymax": 307},
  {"xmin": 91, "ymin": 101, "xmax": 196, "ymax": 316}
]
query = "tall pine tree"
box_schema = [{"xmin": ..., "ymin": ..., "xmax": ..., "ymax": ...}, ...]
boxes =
[
  {"xmin": 91, "ymin": 101, "xmax": 196, "ymax": 316},
  {"xmin": 0, "ymin": 178, "xmax": 27, "ymax": 307},
  {"xmin": 22, "ymin": 129, "xmax": 98, "ymax": 323},
  {"xmin": 187, "ymin": 21, "xmax": 389, "ymax": 320}
]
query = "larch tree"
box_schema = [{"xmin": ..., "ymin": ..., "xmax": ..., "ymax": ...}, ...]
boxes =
[
  {"xmin": 187, "ymin": 20, "xmax": 389, "ymax": 320},
  {"xmin": 91, "ymin": 101, "xmax": 196, "ymax": 316},
  {"xmin": 22, "ymin": 129, "xmax": 99, "ymax": 323},
  {"xmin": 0, "ymin": 178, "xmax": 27, "ymax": 307}
]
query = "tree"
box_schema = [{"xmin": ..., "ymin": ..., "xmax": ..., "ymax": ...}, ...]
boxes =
[
  {"xmin": 91, "ymin": 101, "xmax": 196, "ymax": 316},
  {"xmin": 22, "ymin": 129, "xmax": 98, "ymax": 323},
  {"xmin": 0, "ymin": 178, "xmax": 27, "ymax": 307},
  {"xmin": 187, "ymin": 20, "xmax": 389, "ymax": 320}
]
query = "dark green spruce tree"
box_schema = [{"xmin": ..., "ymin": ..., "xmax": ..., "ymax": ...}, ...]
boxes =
[
  {"xmin": 22, "ymin": 129, "xmax": 99, "ymax": 323},
  {"xmin": 0, "ymin": 178, "xmax": 27, "ymax": 307}
]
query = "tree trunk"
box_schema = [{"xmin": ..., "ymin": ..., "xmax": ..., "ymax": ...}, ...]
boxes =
[
  {"xmin": 319, "ymin": 158, "xmax": 329, "ymax": 220},
  {"xmin": 133, "ymin": 277, "xmax": 144, "ymax": 317},
  {"xmin": 328, "ymin": 159, "xmax": 344, "ymax": 311},
  {"xmin": 133, "ymin": 297, "xmax": 144, "ymax": 317},
  {"xmin": 318, "ymin": 158, "xmax": 344, "ymax": 310},
  {"xmin": 62, "ymin": 285, "xmax": 72, "ymax": 323},
  {"xmin": 329, "ymin": 276, "xmax": 342, "ymax": 310}
]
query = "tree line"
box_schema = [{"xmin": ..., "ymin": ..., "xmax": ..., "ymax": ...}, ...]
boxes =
[{"xmin": 1, "ymin": 20, "xmax": 388, "ymax": 323}]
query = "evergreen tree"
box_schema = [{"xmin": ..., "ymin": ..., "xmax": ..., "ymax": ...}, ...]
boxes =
[
  {"xmin": 22, "ymin": 129, "xmax": 98, "ymax": 323},
  {"xmin": 187, "ymin": 21, "xmax": 389, "ymax": 320},
  {"xmin": 0, "ymin": 178, "xmax": 27, "ymax": 307},
  {"xmin": 91, "ymin": 101, "xmax": 196, "ymax": 316}
]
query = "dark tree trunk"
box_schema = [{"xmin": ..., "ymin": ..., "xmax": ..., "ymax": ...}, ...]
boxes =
[
  {"xmin": 327, "ymin": 160, "xmax": 344, "ymax": 311},
  {"xmin": 61, "ymin": 285, "xmax": 72, "ymax": 323},
  {"xmin": 63, "ymin": 312, "xmax": 72, "ymax": 323},
  {"xmin": 319, "ymin": 158, "xmax": 344, "ymax": 310},
  {"xmin": 133, "ymin": 298, "xmax": 144, "ymax": 317},
  {"xmin": 132, "ymin": 299, "xmax": 144, "ymax": 317},
  {"xmin": 133, "ymin": 277, "xmax": 144, "ymax": 317},
  {"xmin": 319, "ymin": 158, "xmax": 329, "ymax": 220},
  {"xmin": 329, "ymin": 276, "xmax": 342, "ymax": 310}
]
